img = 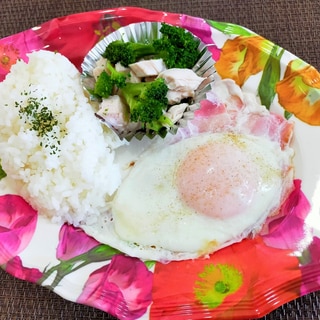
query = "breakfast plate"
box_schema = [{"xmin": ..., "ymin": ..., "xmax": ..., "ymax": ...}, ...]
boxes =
[{"xmin": 0, "ymin": 6, "xmax": 320, "ymax": 320}]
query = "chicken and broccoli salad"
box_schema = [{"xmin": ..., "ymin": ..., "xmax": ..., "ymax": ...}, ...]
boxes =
[{"xmin": 84, "ymin": 22, "xmax": 214, "ymax": 140}]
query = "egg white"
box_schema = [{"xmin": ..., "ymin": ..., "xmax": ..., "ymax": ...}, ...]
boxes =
[{"xmin": 83, "ymin": 131, "xmax": 294, "ymax": 261}]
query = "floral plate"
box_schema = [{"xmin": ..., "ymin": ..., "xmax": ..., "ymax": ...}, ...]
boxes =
[{"xmin": 0, "ymin": 6, "xmax": 320, "ymax": 320}]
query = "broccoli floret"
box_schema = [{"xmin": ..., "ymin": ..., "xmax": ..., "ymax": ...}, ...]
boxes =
[
  {"xmin": 105, "ymin": 60, "xmax": 127, "ymax": 88},
  {"xmin": 93, "ymin": 61, "xmax": 128, "ymax": 98},
  {"xmin": 102, "ymin": 40, "xmax": 156, "ymax": 67},
  {"xmin": 93, "ymin": 70, "xmax": 114, "ymax": 98},
  {"xmin": 120, "ymin": 78, "xmax": 169, "ymax": 125},
  {"xmin": 146, "ymin": 115, "xmax": 174, "ymax": 138},
  {"xmin": 101, "ymin": 24, "xmax": 200, "ymax": 70},
  {"xmin": 153, "ymin": 23, "xmax": 201, "ymax": 69}
]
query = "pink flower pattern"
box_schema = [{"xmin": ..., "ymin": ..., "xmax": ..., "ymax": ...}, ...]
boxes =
[
  {"xmin": 5, "ymin": 256, "xmax": 42, "ymax": 283},
  {"xmin": 261, "ymin": 180, "xmax": 312, "ymax": 250},
  {"xmin": 0, "ymin": 195, "xmax": 38, "ymax": 265},
  {"xmin": 57, "ymin": 223, "xmax": 100, "ymax": 261},
  {"xmin": 0, "ymin": 29, "xmax": 43, "ymax": 80},
  {"xmin": 77, "ymin": 254, "xmax": 153, "ymax": 320}
]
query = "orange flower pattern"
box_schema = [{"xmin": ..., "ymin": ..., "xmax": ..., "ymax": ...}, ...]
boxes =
[
  {"xmin": 215, "ymin": 35, "xmax": 273, "ymax": 86},
  {"xmin": 276, "ymin": 59, "xmax": 320, "ymax": 125}
]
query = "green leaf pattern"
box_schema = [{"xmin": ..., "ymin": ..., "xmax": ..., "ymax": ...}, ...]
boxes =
[{"xmin": 258, "ymin": 45, "xmax": 285, "ymax": 109}]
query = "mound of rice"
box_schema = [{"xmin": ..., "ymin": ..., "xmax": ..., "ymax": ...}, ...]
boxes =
[{"xmin": 0, "ymin": 50, "xmax": 125, "ymax": 225}]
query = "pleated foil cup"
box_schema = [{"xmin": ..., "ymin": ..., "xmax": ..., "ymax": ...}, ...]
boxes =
[{"xmin": 81, "ymin": 21, "xmax": 216, "ymax": 140}]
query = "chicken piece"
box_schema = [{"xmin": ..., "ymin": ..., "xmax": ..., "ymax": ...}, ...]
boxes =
[
  {"xmin": 157, "ymin": 68, "xmax": 205, "ymax": 91},
  {"xmin": 165, "ymin": 103, "xmax": 199, "ymax": 125},
  {"xmin": 92, "ymin": 57, "xmax": 107, "ymax": 80},
  {"xmin": 96, "ymin": 95, "xmax": 129, "ymax": 130},
  {"xmin": 115, "ymin": 62, "xmax": 129, "ymax": 73},
  {"xmin": 166, "ymin": 89, "xmax": 195, "ymax": 105},
  {"xmin": 128, "ymin": 71, "xmax": 142, "ymax": 83},
  {"xmin": 129, "ymin": 59, "xmax": 167, "ymax": 78},
  {"xmin": 165, "ymin": 103, "xmax": 189, "ymax": 123},
  {"xmin": 113, "ymin": 62, "xmax": 141, "ymax": 83}
]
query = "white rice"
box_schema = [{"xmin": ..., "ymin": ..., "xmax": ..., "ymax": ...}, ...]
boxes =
[{"xmin": 0, "ymin": 50, "xmax": 125, "ymax": 225}]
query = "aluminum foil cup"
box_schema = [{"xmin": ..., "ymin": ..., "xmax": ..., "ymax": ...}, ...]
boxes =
[{"xmin": 81, "ymin": 21, "xmax": 216, "ymax": 140}]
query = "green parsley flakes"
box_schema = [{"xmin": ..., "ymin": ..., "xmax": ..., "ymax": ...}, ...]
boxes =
[{"xmin": 15, "ymin": 90, "xmax": 64, "ymax": 155}]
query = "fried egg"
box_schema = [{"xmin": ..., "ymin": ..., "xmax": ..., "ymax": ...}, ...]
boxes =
[{"xmin": 83, "ymin": 131, "xmax": 294, "ymax": 261}]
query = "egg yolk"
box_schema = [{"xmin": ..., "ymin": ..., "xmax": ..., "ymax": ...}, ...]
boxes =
[{"xmin": 176, "ymin": 136, "xmax": 269, "ymax": 219}]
